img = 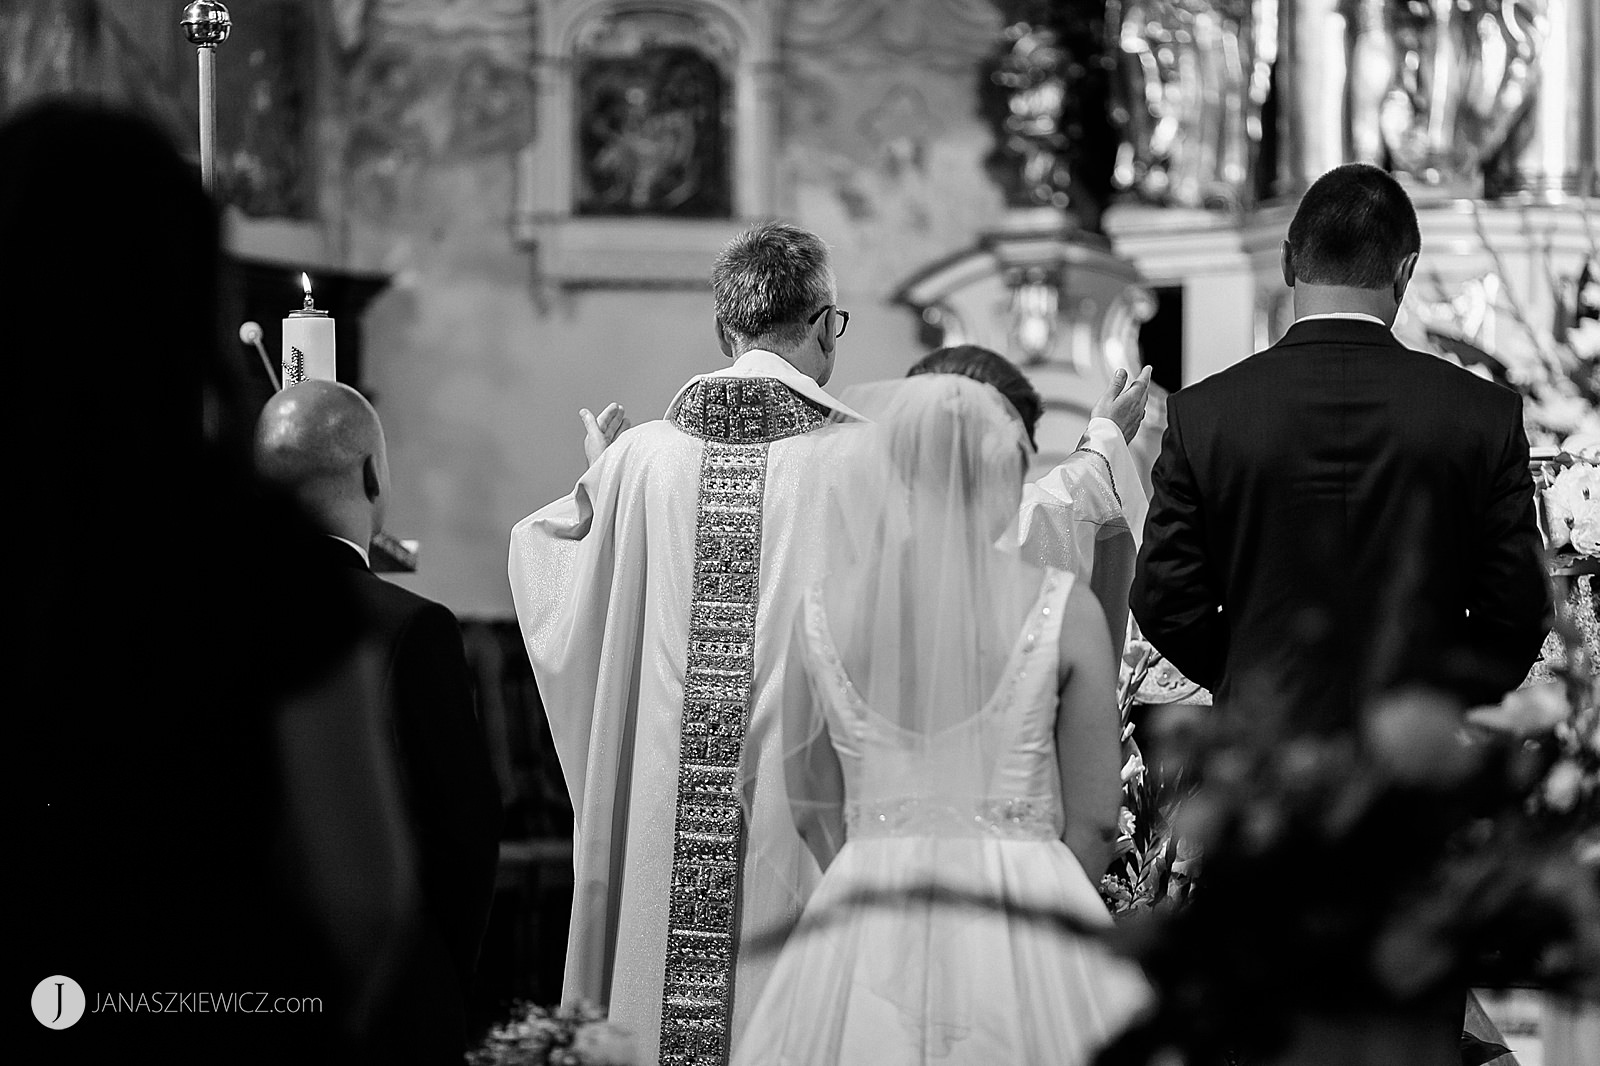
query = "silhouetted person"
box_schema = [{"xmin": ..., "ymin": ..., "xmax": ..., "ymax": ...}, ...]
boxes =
[
  {"xmin": 1132, "ymin": 163, "xmax": 1551, "ymax": 728},
  {"xmin": 256, "ymin": 380, "xmax": 502, "ymax": 1063},
  {"xmin": 10, "ymin": 99, "xmax": 416, "ymax": 1064}
]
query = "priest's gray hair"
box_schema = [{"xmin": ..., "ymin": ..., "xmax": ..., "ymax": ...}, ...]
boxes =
[{"xmin": 711, "ymin": 221, "xmax": 836, "ymax": 353}]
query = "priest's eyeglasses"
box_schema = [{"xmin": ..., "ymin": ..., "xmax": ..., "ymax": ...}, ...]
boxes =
[{"xmin": 808, "ymin": 304, "xmax": 851, "ymax": 338}]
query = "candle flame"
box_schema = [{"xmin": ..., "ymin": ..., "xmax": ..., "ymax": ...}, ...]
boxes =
[{"xmin": 300, "ymin": 272, "xmax": 312, "ymax": 296}]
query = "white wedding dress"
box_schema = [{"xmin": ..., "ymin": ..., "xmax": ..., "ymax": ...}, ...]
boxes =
[{"xmin": 731, "ymin": 567, "xmax": 1149, "ymax": 1066}]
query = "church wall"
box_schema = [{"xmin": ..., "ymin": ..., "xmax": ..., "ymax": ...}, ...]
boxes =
[
  {"xmin": 352, "ymin": 0, "xmax": 1012, "ymax": 616},
  {"xmin": 10, "ymin": 1, "xmax": 1592, "ymax": 619}
]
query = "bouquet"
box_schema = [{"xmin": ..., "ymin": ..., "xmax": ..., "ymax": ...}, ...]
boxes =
[
  {"xmin": 468, "ymin": 1002, "xmax": 637, "ymax": 1066},
  {"xmin": 1540, "ymin": 457, "xmax": 1600, "ymax": 556},
  {"xmin": 1100, "ymin": 639, "xmax": 1197, "ymax": 916}
]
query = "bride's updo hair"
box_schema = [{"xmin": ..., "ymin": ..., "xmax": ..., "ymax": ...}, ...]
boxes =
[
  {"xmin": 875, "ymin": 374, "xmax": 1028, "ymax": 536},
  {"xmin": 907, "ymin": 345, "xmax": 1042, "ymax": 449}
]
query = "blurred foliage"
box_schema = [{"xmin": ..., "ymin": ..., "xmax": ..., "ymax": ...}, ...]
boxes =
[{"xmin": 1096, "ymin": 622, "xmax": 1600, "ymax": 1065}]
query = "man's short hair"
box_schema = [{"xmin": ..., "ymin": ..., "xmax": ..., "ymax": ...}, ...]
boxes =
[
  {"xmin": 1287, "ymin": 163, "xmax": 1421, "ymax": 289},
  {"xmin": 711, "ymin": 222, "xmax": 835, "ymax": 351}
]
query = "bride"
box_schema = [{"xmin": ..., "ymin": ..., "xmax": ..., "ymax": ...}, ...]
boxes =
[{"xmin": 731, "ymin": 374, "xmax": 1149, "ymax": 1066}]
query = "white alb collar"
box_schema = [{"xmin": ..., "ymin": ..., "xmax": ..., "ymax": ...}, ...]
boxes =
[{"xmin": 667, "ymin": 350, "xmax": 867, "ymax": 423}]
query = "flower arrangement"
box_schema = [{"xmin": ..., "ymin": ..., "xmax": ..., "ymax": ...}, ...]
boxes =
[
  {"xmin": 1541, "ymin": 458, "xmax": 1600, "ymax": 557},
  {"xmin": 1095, "ymin": 652, "xmax": 1600, "ymax": 1066},
  {"xmin": 468, "ymin": 1003, "xmax": 637, "ymax": 1066},
  {"xmin": 1100, "ymin": 640, "xmax": 1196, "ymax": 916},
  {"xmin": 1469, "ymin": 597, "xmax": 1600, "ymax": 841},
  {"xmin": 1502, "ymin": 308, "xmax": 1600, "ymax": 453},
  {"xmin": 1413, "ymin": 211, "xmax": 1600, "ymax": 453}
]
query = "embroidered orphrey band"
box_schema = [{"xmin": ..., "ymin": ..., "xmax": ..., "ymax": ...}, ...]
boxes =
[
  {"xmin": 660, "ymin": 378, "xmax": 826, "ymax": 1065},
  {"xmin": 659, "ymin": 440, "xmax": 765, "ymax": 1066}
]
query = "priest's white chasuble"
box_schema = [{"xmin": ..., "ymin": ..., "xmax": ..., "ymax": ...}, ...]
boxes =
[
  {"xmin": 510, "ymin": 351, "xmax": 1143, "ymax": 1066},
  {"xmin": 510, "ymin": 352, "xmax": 867, "ymax": 1066}
]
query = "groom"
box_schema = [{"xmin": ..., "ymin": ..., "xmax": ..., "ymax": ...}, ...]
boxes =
[
  {"xmin": 510, "ymin": 222, "xmax": 866, "ymax": 1066},
  {"xmin": 1132, "ymin": 164, "xmax": 1550, "ymax": 727}
]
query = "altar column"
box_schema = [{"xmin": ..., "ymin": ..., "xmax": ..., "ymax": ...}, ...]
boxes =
[
  {"xmin": 1105, "ymin": 206, "xmax": 1258, "ymax": 386},
  {"xmin": 1490, "ymin": 0, "xmax": 1599, "ymax": 199},
  {"xmin": 1274, "ymin": 0, "xmax": 1350, "ymax": 197}
]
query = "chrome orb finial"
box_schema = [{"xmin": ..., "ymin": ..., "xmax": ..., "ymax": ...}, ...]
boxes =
[{"xmin": 181, "ymin": 1, "xmax": 232, "ymax": 47}]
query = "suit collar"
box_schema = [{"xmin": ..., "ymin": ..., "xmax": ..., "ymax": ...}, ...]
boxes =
[
  {"xmin": 313, "ymin": 534, "xmax": 371, "ymax": 572},
  {"xmin": 1272, "ymin": 317, "xmax": 1403, "ymax": 351},
  {"xmin": 326, "ymin": 534, "xmax": 371, "ymax": 568}
]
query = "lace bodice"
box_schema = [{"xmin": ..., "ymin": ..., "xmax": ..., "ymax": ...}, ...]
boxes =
[{"xmin": 797, "ymin": 570, "xmax": 1073, "ymax": 842}]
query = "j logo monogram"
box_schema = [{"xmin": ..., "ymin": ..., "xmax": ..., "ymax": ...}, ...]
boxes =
[{"xmin": 31, "ymin": 975, "xmax": 85, "ymax": 1029}]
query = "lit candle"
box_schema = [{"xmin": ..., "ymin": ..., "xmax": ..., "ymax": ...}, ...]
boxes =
[{"xmin": 281, "ymin": 272, "xmax": 335, "ymax": 387}]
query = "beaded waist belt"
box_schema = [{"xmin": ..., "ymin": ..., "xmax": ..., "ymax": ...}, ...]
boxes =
[{"xmin": 845, "ymin": 796, "xmax": 1062, "ymax": 841}]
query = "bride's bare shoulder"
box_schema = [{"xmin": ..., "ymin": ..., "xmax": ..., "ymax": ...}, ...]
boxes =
[{"xmin": 1056, "ymin": 576, "xmax": 1113, "ymax": 668}]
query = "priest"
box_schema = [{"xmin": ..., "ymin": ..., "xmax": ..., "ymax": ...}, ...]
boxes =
[{"xmin": 509, "ymin": 222, "xmax": 867, "ymax": 1066}]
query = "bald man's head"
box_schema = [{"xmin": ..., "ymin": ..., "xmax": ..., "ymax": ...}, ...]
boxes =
[{"xmin": 254, "ymin": 381, "xmax": 390, "ymax": 543}]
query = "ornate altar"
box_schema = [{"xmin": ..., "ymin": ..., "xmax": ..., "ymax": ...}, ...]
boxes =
[
  {"xmin": 897, "ymin": 0, "xmax": 1597, "ymax": 415},
  {"xmin": 893, "ymin": 6, "xmax": 1156, "ymax": 473}
]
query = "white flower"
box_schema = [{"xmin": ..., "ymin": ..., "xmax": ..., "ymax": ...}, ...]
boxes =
[
  {"xmin": 1548, "ymin": 462, "xmax": 1600, "ymax": 511},
  {"xmin": 1573, "ymin": 509, "xmax": 1600, "ymax": 555},
  {"xmin": 1530, "ymin": 383, "xmax": 1595, "ymax": 436},
  {"xmin": 1548, "ymin": 463, "xmax": 1600, "ymax": 555},
  {"xmin": 1543, "ymin": 759, "xmax": 1586, "ymax": 813},
  {"xmin": 572, "ymin": 1020, "xmax": 639, "ymax": 1066},
  {"xmin": 1562, "ymin": 430, "xmax": 1600, "ymax": 463},
  {"xmin": 1121, "ymin": 751, "xmax": 1146, "ymax": 785},
  {"xmin": 1365, "ymin": 689, "xmax": 1482, "ymax": 786},
  {"xmin": 1567, "ymin": 318, "xmax": 1600, "ymax": 361},
  {"xmin": 1465, "ymin": 682, "xmax": 1570, "ymax": 735}
]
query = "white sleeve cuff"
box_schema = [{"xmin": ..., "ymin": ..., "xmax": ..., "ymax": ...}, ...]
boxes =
[{"xmin": 1075, "ymin": 418, "xmax": 1149, "ymax": 547}]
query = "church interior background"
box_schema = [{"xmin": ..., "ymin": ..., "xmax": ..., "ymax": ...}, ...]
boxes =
[{"xmin": 6, "ymin": 0, "xmax": 1596, "ymax": 1047}]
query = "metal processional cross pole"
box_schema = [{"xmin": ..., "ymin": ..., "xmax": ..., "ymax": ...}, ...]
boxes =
[{"xmin": 180, "ymin": 1, "xmax": 232, "ymax": 194}]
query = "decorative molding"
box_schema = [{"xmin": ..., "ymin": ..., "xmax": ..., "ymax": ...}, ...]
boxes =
[
  {"xmin": 522, "ymin": 215, "xmax": 755, "ymax": 288},
  {"xmin": 1103, "ymin": 203, "xmax": 1256, "ymax": 281},
  {"xmin": 782, "ymin": 0, "xmax": 1000, "ymax": 70},
  {"xmin": 223, "ymin": 209, "xmax": 333, "ymax": 267},
  {"xmin": 895, "ymin": 211, "xmax": 1153, "ymax": 472}
]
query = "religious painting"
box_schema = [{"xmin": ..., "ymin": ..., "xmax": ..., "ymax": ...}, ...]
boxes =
[{"xmin": 574, "ymin": 26, "xmax": 732, "ymax": 218}]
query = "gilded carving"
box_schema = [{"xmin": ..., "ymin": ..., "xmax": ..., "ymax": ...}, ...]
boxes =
[{"xmin": 1107, "ymin": 0, "xmax": 1272, "ymax": 210}]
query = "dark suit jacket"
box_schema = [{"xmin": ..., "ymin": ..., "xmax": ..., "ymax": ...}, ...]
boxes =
[
  {"xmin": 307, "ymin": 535, "xmax": 502, "ymax": 1062},
  {"xmin": 1131, "ymin": 318, "xmax": 1551, "ymax": 727}
]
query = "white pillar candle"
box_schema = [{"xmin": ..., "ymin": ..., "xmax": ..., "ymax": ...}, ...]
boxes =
[{"xmin": 282, "ymin": 272, "xmax": 335, "ymax": 387}]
